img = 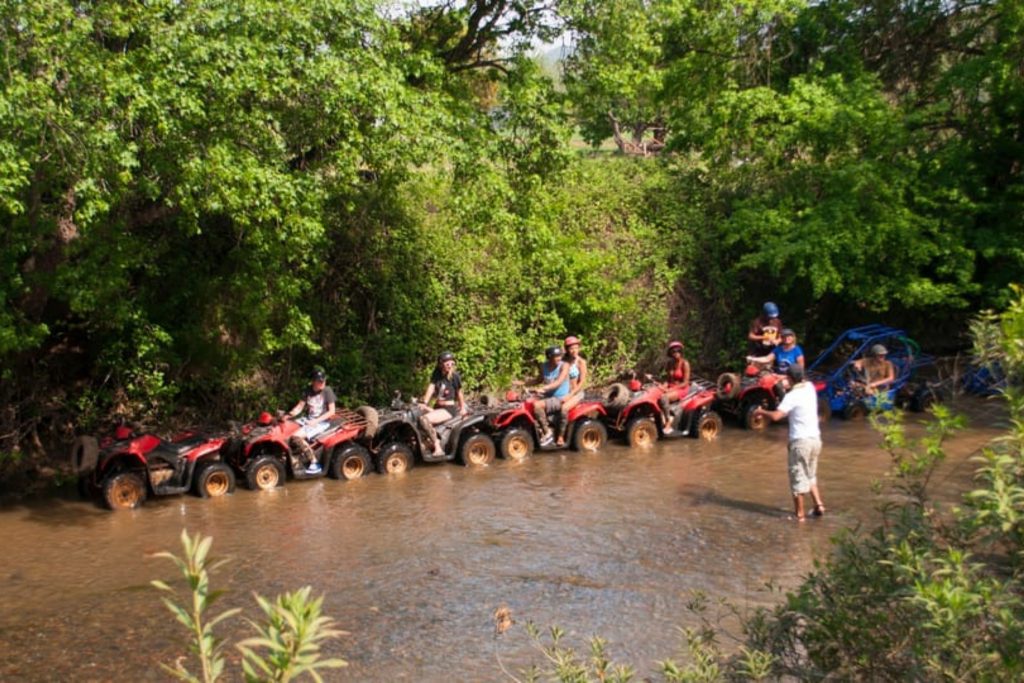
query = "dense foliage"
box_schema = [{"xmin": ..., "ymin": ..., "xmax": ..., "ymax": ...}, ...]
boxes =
[{"xmin": 1, "ymin": 0, "xmax": 1021, "ymax": 478}]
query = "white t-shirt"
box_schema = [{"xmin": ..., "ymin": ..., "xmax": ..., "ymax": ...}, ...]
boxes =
[{"xmin": 776, "ymin": 381, "xmax": 820, "ymax": 441}]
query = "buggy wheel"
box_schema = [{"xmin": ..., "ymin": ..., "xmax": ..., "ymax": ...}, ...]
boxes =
[
  {"xmin": 246, "ymin": 455, "xmax": 285, "ymax": 490},
  {"xmin": 716, "ymin": 373, "xmax": 741, "ymax": 400},
  {"xmin": 603, "ymin": 383, "xmax": 631, "ymax": 409},
  {"xmin": 355, "ymin": 406, "xmax": 379, "ymax": 439},
  {"xmin": 459, "ymin": 433, "xmax": 496, "ymax": 466},
  {"xmin": 330, "ymin": 444, "xmax": 372, "ymax": 480},
  {"xmin": 695, "ymin": 411, "xmax": 723, "ymax": 440},
  {"xmin": 572, "ymin": 419, "xmax": 607, "ymax": 452},
  {"xmin": 102, "ymin": 471, "xmax": 147, "ymax": 510},
  {"xmin": 377, "ymin": 442, "xmax": 414, "ymax": 474},
  {"xmin": 499, "ymin": 428, "xmax": 534, "ymax": 461},
  {"xmin": 193, "ymin": 462, "xmax": 235, "ymax": 498},
  {"xmin": 626, "ymin": 417, "xmax": 658, "ymax": 448},
  {"xmin": 843, "ymin": 402, "xmax": 868, "ymax": 421},
  {"xmin": 910, "ymin": 387, "xmax": 936, "ymax": 413},
  {"xmin": 744, "ymin": 403, "xmax": 770, "ymax": 431},
  {"xmin": 817, "ymin": 395, "xmax": 833, "ymax": 423}
]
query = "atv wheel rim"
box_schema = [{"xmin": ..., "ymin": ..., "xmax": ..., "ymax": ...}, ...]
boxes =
[
  {"xmin": 633, "ymin": 423, "xmax": 656, "ymax": 447},
  {"xmin": 506, "ymin": 437, "xmax": 529, "ymax": 460},
  {"xmin": 342, "ymin": 456, "xmax": 364, "ymax": 479},
  {"xmin": 699, "ymin": 419, "xmax": 719, "ymax": 440},
  {"xmin": 580, "ymin": 428, "xmax": 601, "ymax": 451},
  {"xmin": 204, "ymin": 471, "xmax": 230, "ymax": 497},
  {"xmin": 255, "ymin": 465, "xmax": 279, "ymax": 489},
  {"xmin": 385, "ymin": 455, "xmax": 408, "ymax": 474},
  {"xmin": 466, "ymin": 443, "xmax": 489, "ymax": 466},
  {"xmin": 111, "ymin": 478, "xmax": 144, "ymax": 509}
]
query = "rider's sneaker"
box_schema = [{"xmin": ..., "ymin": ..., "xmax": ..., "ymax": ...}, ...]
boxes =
[
  {"xmin": 305, "ymin": 463, "xmax": 322, "ymax": 475},
  {"xmin": 539, "ymin": 429, "xmax": 555, "ymax": 446},
  {"xmin": 662, "ymin": 425, "xmax": 675, "ymax": 435}
]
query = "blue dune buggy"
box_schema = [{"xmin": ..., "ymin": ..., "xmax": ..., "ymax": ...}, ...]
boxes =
[{"xmin": 807, "ymin": 324, "xmax": 935, "ymax": 419}]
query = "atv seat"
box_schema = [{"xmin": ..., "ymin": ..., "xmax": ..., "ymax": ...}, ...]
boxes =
[{"xmin": 148, "ymin": 435, "xmax": 208, "ymax": 466}]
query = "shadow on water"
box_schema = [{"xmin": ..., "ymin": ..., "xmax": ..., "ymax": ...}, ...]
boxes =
[{"xmin": 677, "ymin": 482, "xmax": 790, "ymax": 518}]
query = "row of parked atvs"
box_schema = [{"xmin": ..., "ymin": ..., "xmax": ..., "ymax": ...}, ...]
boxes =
[{"xmin": 72, "ymin": 325, "xmax": 941, "ymax": 510}]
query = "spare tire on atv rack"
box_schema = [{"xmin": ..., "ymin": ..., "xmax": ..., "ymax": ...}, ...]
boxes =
[
  {"xmin": 716, "ymin": 373, "xmax": 741, "ymax": 400},
  {"xmin": 477, "ymin": 392, "xmax": 502, "ymax": 408},
  {"xmin": 69, "ymin": 436, "xmax": 99, "ymax": 474},
  {"xmin": 355, "ymin": 405, "xmax": 379, "ymax": 439},
  {"xmin": 602, "ymin": 383, "xmax": 631, "ymax": 409}
]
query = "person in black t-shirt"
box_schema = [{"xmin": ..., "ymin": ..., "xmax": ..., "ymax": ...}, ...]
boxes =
[
  {"xmin": 748, "ymin": 301, "xmax": 783, "ymax": 355},
  {"xmin": 287, "ymin": 366, "xmax": 337, "ymax": 474},
  {"xmin": 419, "ymin": 351, "xmax": 468, "ymax": 456}
]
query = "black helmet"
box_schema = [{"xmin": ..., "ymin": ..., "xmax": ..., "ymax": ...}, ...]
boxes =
[
  {"xmin": 438, "ymin": 351, "xmax": 455, "ymax": 364},
  {"xmin": 311, "ymin": 366, "xmax": 327, "ymax": 382},
  {"xmin": 786, "ymin": 364, "xmax": 805, "ymax": 382},
  {"xmin": 545, "ymin": 345, "xmax": 564, "ymax": 360}
]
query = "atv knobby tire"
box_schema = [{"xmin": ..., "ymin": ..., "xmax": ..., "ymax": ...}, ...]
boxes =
[
  {"xmin": 331, "ymin": 443, "xmax": 372, "ymax": 480},
  {"xmin": 572, "ymin": 419, "xmax": 607, "ymax": 452},
  {"xmin": 103, "ymin": 471, "xmax": 147, "ymax": 510},
  {"xmin": 247, "ymin": 455, "xmax": 285, "ymax": 490},
  {"xmin": 193, "ymin": 462, "xmax": 236, "ymax": 498},
  {"xmin": 459, "ymin": 433, "xmax": 496, "ymax": 467},
  {"xmin": 499, "ymin": 428, "xmax": 534, "ymax": 461}
]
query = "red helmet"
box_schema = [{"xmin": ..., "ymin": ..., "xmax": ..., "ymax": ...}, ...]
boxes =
[
  {"xmin": 628, "ymin": 378, "xmax": 642, "ymax": 392},
  {"xmin": 257, "ymin": 411, "xmax": 273, "ymax": 426},
  {"xmin": 564, "ymin": 335, "xmax": 580, "ymax": 348},
  {"xmin": 667, "ymin": 340, "xmax": 684, "ymax": 355}
]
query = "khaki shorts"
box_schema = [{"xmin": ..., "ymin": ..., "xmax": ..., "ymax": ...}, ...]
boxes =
[
  {"xmin": 542, "ymin": 396, "xmax": 563, "ymax": 413},
  {"xmin": 788, "ymin": 438, "xmax": 822, "ymax": 495}
]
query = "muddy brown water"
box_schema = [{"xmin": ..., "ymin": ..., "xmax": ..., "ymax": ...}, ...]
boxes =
[{"xmin": 0, "ymin": 398, "xmax": 1005, "ymax": 682}]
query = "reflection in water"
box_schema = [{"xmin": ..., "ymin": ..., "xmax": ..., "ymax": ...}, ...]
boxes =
[{"xmin": 0, "ymin": 400, "xmax": 1001, "ymax": 681}]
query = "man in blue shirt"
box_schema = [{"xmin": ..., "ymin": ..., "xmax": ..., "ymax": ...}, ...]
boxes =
[{"xmin": 748, "ymin": 328, "xmax": 804, "ymax": 375}]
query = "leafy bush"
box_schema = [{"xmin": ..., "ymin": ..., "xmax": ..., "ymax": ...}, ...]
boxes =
[{"xmin": 152, "ymin": 530, "xmax": 346, "ymax": 683}]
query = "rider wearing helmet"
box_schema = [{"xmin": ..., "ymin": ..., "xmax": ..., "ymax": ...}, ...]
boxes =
[
  {"xmin": 748, "ymin": 301, "xmax": 783, "ymax": 355},
  {"xmin": 556, "ymin": 336, "xmax": 590, "ymax": 446},
  {"xmin": 528, "ymin": 345, "xmax": 571, "ymax": 446},
  {"xmin": 657, "ymin": 340, "xmax": 691, "ymax": 434},
  {"xmin": 287, "ymin": 366, "xmax": 337, "ymax": 474},
  {"xmin": 419, "ymin": 351, "xmax": 468, "ymax": 457},
  {"xmin": 852, "ymin": 343, "xmax": 895, "ymax": 394}
]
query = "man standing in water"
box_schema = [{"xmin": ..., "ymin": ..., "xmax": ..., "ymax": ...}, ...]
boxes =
[{"xmin": 754, "ymin": 364, "xmax": 825, "ymax": 521}]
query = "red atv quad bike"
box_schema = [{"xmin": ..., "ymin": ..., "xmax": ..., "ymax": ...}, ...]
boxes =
[
  {"xmin": 71, "ymin": 424, "xmax": 234, "ymax": 511},
  {"xmin": 715, "ymin": 363, "xmax": 831, "ymax": 430},
  {"xmin": 223, "ymin": 407, "xmax": 378, "ymax": 491},
  {"xmin": 367, "ymin": 393, "xmax": 497, "ymax": 475},
  {"xmin": 602, "ymin": 376, "xmax": 723, "ymax": 447},
  {"xmin": 486, "ymin": 389, "xmax": 609, "ymax": 461}
]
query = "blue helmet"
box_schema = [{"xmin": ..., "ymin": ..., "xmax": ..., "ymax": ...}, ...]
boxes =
[{"xmin": 763, "ymin": 301, "xmax": 779, "ymax": 318}]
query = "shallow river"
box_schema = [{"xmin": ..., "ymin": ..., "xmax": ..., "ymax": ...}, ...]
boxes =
[{"xmin": 0, "ymin": 399, "xmax": 1004, "ymax": 681}]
